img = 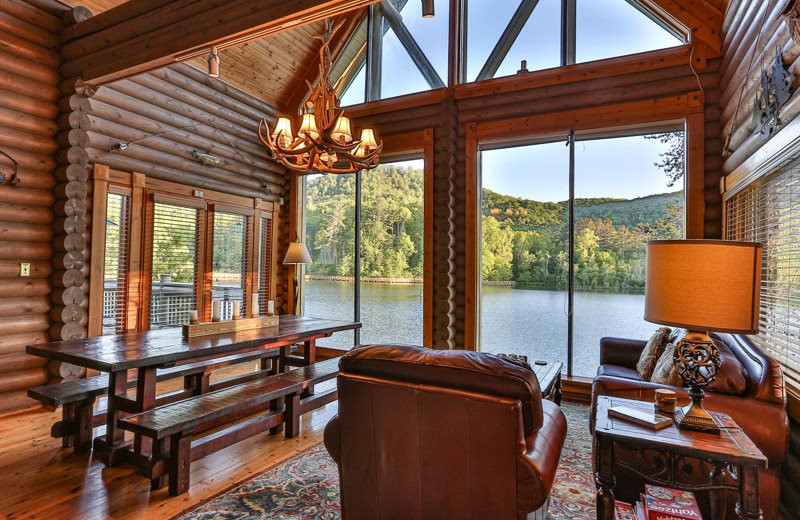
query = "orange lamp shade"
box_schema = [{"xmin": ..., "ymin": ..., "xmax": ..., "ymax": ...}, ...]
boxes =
[
  {"xmin": 330, "ymin": 116, "xmax": 353, "ymax": 143},
  {"xmin": 644, "ymin": 240, "xmax": 762, "ymax": 334}
]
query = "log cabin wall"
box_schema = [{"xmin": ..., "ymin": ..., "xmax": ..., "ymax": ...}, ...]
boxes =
[
  {"xmin": 0, "ymin": 0, "xmax": 72, "ymax": 412},
  {"xmin": 719, "ymin": 0, "xmax": 800, "ymax": 175},
  {"xmin": 717, "ymin": 2, "xmax": 800, "ymax": 517},
  {"xmin": 348, "ymin": 48, "xmax": 722, "ymax": 349},
  {"xmin": 36, "ymin": 13, "xmax": 291, "ymax": 403}
]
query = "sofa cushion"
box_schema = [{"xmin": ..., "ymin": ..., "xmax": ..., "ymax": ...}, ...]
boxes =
[
  {"xmin": 649, "ymin": 340, "xmax": 748, "ymax": 395},
  {"xmin": 707, "ymin": 341, "xmax": 748, "ymax": 395},
  {"xmin": 635, "ymin": 327, "xmax": 672, "ymax": 380},
  {"xmin": 597, "ymin": 364, "xmax": 642, "ymax": 380},
  {"xmin": 650, "ymin": 345, "xmax": 682, "ymax": 386}
]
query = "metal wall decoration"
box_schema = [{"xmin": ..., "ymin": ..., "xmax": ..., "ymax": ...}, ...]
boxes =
[
  {"xmin": 0, "ymin": 150, "xmax": 20, "ymax": 186},
  {"xmin": 754, "ymin": 50, "xmax": 796, "ymax": 139}
]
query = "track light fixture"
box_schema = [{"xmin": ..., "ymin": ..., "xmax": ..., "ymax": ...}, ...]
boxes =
[
  {"xmin": 208, "ymin": 47, "xmax": 220, "ymax": 78},
  {"xmin": 422, "ymin": 0, "xmax": 434, "ymax": 17}
]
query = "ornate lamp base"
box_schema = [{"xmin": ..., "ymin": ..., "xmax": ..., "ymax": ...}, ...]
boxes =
[
  {"xmin": 673, "ymin": 330, "xmax": 722, "ymax": 435},
  {"xmin": 674, "ymin": 385, "xmax": 720, "ymax": 434}
]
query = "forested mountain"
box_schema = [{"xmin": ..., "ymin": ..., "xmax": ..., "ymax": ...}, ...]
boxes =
[{"xmin": 304, "ymin": 165, "xmax": 683, "ymax": 293}]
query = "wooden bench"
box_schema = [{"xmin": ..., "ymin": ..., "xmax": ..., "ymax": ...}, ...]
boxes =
[
  {"xmin": 27, "ymin": 349, "xmax": 281, "ymax": 452},
  {"xmin": 118, "ymin": 357, "xmax": 340, "ymax": 495}
]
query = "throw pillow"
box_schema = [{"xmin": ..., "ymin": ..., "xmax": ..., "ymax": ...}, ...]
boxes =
[
  {"xmin": 650, "ymin": 339, "xmax": 749, "ymax": 395},
  {"xmin": 636, "ymin": 327, "xmax": 672, "ymax": 380},
  {"xmin": 650, "ymin": 343, "xmax": 683, "ymax": 386},
  {"xmin": 706, "ymin": 341, "xmax": 748, "ymax": 395}
]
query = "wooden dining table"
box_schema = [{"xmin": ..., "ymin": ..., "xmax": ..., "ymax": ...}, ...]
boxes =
[{"xmin": 27, "ymin": 315, "xmax": 360, "ymax": 466}]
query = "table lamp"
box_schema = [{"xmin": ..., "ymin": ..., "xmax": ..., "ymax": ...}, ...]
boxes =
[
  {"xmin": 644, "ymin": 239, "xmax": 762, "ymax": 433},
  {"xmin": 284, "ymin": 240, "xmax": 312, "ymax": 315}
]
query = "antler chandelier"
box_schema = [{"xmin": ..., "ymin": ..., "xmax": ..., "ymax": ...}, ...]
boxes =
[{"xmin": 258, "ymin": 20, "xmax": 382, "ymax": 174}]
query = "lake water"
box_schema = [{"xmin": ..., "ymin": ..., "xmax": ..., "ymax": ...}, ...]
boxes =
[{"xmin": 303, "ymin": 279, "xmax": 659, "ymax": 378}]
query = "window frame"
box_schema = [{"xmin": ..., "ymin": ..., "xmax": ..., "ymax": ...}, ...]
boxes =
[
  {"xmin": 464, "ymin": 92, "xmax": 706, "ymax": 359},
  {"xmin": 294, "ymin": 128, "xmax": 435, "ymax": 348},
  {"xmin": 88, "ymin": 166, "xmax": 277, "ymax": 335}
]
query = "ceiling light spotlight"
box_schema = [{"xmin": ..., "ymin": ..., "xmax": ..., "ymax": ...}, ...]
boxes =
[
  {"xmin": 208, "ymin": 47, "xmax": 220, "ymax": 78},
  {"xmin": 422, "ymin": 0, "xmax": 435, "ymax": 17}
]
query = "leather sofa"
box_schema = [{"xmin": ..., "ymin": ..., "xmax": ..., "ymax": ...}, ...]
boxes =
[
  {"xmin": 324, "ymin": 344, "xmax": 567, "ymax": 520},
  {"xmin": 591, "ymin": 332, "xmax": 789, "ymax": 520}
]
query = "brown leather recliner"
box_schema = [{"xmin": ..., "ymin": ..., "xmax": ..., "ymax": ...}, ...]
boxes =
[
  {"xmin": 591, "ymin": 332, "xmax": 789, "ymax": 520},
  {"xmin": 324, "ymin": 345, "xmax": 567, "ymax": 520}
]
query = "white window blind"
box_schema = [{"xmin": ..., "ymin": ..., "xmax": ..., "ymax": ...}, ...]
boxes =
[
  {"xmin": 257, "ymin": 214, "xmax": 274, "ymax": 315},
  {"xmin": 725, "ymin": 156, "xmax": 800, "ymax": 389},
  {"xmin": 102, "ymin": 193, "xmax": 130, "ymax": 335},
  {"xmin": 150, "ymin": 203, "xmax": 199, "ymax": 329},
  {"xmin": 212, "ymin": 212, "xmax": 249, "ymax": 320}
]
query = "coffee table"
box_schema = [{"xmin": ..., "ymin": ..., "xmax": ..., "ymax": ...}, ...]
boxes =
[
  {"xmin": 530, "ymin": 359, "xmax": 562, "ymax": 405},
  {"xmin": 593, "ymin": 396, "xmax": 767, "ymax": 520}
]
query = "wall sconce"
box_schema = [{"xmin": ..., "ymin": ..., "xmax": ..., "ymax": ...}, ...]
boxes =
[
  {"xmin": 0, "ymin": 150, "xmax": 20, "ymax": 187},
  {"xmin": 208, "ymin": 47, "xmax": 220, "ymax": 78},
  {"xmin": 422, "ymin": 0, "xmax": 434, "ymax": 17}
]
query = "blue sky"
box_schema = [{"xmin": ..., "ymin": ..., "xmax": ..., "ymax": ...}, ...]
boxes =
[{"xmin": 341, "ymin": 0, "xmax": 685, "ymax": 200}]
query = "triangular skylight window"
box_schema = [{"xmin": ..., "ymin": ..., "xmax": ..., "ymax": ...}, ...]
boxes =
[
  {"xmin": 339, "ymin": 61, "xmax": 366, "ymax": 107},
  {"xmin": 576, "ymin": 0, "xmax": 684, "ymax": 64},
  {"xmin": 381, "ymin": 24, "xmax": 435, "ymax": 99},
  {"xmin": 496, "ymin": 0, "xmax": 560, "ymax": 78}
]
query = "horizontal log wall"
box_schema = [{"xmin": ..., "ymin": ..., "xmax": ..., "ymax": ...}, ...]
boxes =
[
  {"xmin": 0, "ymin": 0, "xmax": 70, "ymax": 412},
  {"xmin": 720, "ymin": 0, "xmax": 800, "ymax": 174},
  {"xmin": 349, "ymin": 47, "xmax": 721, "ymax": 349},
  {"xmin": 83, "ymin": 63, "xmax": 284, "ymax": 201}
]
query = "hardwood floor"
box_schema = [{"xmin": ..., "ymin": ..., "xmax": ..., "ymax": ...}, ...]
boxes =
[{"xmin": 0, "ymin": 363, "xmax": 338, "ymax": 520}]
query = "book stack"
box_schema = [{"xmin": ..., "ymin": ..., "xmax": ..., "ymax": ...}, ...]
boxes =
[{"xmin": 614, "ymin": 486, "xmax": 702, "ymax": 520}]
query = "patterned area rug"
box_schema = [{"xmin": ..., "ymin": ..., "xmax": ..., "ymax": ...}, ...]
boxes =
[{"xmin": 175, "ymin": 403, "xmax": 595, "ymax": 520}]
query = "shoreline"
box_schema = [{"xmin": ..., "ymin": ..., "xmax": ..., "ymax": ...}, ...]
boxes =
[{"xmin": 305, "ymin": 275, "xmax": 645, "ymax": 294}]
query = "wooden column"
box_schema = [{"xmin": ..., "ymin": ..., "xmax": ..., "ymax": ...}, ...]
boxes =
[{"xmin": 48, "ymin": 6, "xmax": 94, "ymax": 383}]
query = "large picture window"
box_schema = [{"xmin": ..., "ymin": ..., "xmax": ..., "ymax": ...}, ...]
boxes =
[
  {"xmin": 150, "ymin": 202, "xmax": 199, "ymax": 330},
  {"xmin": 479, "ymin": 129, "xmax": 685, "ymax": 376},
  {"xmin": 212, "ymin": 211, "xmax": 249, "ymax": 320},
  {"xmin": 302, "ymin": 159, "xmax": 426, "ymax": 347}
]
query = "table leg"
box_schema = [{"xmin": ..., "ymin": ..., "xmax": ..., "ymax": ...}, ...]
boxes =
[
  {"xmin": 302, "ymin": 339, "xmax": 316, "ymax": 398},
  {"xmin": 709, "ymin": 462, "xmax": 728, "ymax": 520},
  {"xmin": 553, "ymin": 372, "xmax": 563, "ymax": 406},
  {"xmin": 134, "ymin": 367, "xmax": 157, "ymax": 455},
  {"xmin": 736, "ymin": 465, "xmax": 762, "ymax": 520},
  {"xmin": 94, "ymin": 369, "xmax": 128, "ymax": 466},
  {"xmin": 595, "ymin": 434, "xmax": 616, "ymax": 520}
]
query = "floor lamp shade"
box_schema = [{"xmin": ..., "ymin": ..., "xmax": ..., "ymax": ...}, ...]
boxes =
[
  {"xmin": 644, "ymin": 240, "xmax": 762, "ymax": 334},
  {"xmin": 283, "ymin": 242, "xmax": 312, "ymax": 265}
]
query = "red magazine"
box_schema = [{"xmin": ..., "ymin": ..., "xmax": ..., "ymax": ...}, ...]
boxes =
[
  {"xmin": 614, "ymin": 501, "xmax": 637, "ymax": 520},
  {"xmin": 641, "ymin": 486, "xmax": 702, "ymax": 520}
]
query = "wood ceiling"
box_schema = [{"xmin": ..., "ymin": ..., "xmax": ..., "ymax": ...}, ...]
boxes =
[{"xmin": 58, "ymin": 0, "xmax": 328, "ymax": 109}]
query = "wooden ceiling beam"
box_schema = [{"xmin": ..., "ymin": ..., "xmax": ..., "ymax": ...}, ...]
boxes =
[
  {"xmin": 644, "ymin": 0, "xmax": 724, "ymax": 54},
  {"xmin": 60, "ymin": 0, "xmax": 382, "ymax": 86}
]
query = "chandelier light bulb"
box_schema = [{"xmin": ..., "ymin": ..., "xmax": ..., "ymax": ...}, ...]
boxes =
[
  {"xmin": 272, "ymin": 117, "xmax": 294, "ymax": 147},
  {"xmin": 359, "ymin": 128, "xmax": 378, "ymax": 149},
  {"xmin": 331, "ymin": 116, "xmax": 353, "ymax": 143},
  {"xmin": 298, "ymin": 113, "xmax": 320, "ymax": 139}
]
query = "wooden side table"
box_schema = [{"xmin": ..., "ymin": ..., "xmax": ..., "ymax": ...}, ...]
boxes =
[{"xmin": 593, "ymin": 396, "xmax": 767, "ymax": 520}]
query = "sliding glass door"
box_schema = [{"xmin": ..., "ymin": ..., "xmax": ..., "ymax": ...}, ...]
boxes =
[
  {"xmin": 302, "ymin": 173, "xmax": 357, "ymax": 348},
  {"xmin": 301, "ymin": 159, "xmax": 425, "ymax": 348},
  {"xmin": 480, "ymin": 142, "xmax": 569, "ymax": 364},
  {"xmin": 479, "ymin": 129, "xmax": 685, "ymax": 376},
  {"xmin": 572, "ymin": 133, "xmax": 685, "ymax": 376}
]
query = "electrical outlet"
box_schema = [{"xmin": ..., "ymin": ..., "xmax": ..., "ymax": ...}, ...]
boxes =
[{"xmin": 20, "ymin": 262, "xmax": 30, "ymax": 277}]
